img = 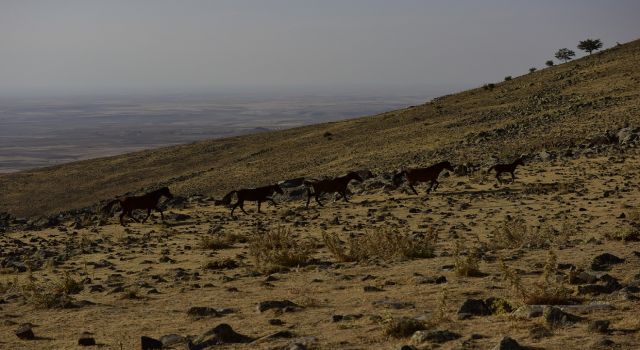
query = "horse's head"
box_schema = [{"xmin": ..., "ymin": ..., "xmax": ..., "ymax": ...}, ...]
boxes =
[
  {"xmin": 160, "ymin": 186, "xmax": 174, "ymax": 199},
  {"xmin": 392, "ymin": 171, "xmax": 406, "ymax": 187},
  {"xmin": 515, "ymin": 157, "xmax": 525, "ymax": 166},
  {"xmin": 348, "ymin": 171, "xmax": 365, "ymax": 183},
  {"xmin": 441, "ymin": 161, "xmax": 455, "ymax": 172},
  {"xmin": 273, "ymin": 184, "xmax": 284, "ymax": 195}
]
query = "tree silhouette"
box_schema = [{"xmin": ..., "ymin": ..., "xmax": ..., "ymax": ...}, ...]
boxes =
[
  {"xmin": 577, "ymin": 39, "xmax": 603, "ymax": 54},
  {"xmin": 529, "ymin": 67, "xmax": 537, "ymax": 73},
  {"xmin": 545, "ymin": 60, "xmax": 554, "ymax": 67},
  {"xmin": 555, "ymin": 48, "xmax": 575, "ymax": 63}
]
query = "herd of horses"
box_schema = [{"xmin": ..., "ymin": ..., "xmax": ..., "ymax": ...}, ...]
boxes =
[{"xmin": 102, "ymin": 157, "xmax": 526, "ymax": 226}]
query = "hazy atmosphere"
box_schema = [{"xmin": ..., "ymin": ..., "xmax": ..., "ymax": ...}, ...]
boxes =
[{"xmin": 1, "ymin": 0, "xmax": 638, "ymax": 95}]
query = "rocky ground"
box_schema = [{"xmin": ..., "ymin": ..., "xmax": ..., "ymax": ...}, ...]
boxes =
[{"xmin": 1, "ymin": 142, "xmax": 640, "ymax": 349}]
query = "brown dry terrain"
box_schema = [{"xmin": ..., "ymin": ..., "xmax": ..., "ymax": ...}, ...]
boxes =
[{"xmin": 0, "ymin": 40, "xmax": 640, "ymax": 350}]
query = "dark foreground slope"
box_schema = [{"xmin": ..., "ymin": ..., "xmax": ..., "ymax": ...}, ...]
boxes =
[{"xmin": 1, "ymin": 39, "xmax": 639, "ymax": 217}]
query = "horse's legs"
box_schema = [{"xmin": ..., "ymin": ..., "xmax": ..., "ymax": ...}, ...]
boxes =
[
  {"xmin": 306, "ymin": 189, "xmax": 313, "ymax": 208},
  {"xmin": 341, "ymin": 191, "xmax": 350, "ymax": 202},
  {"xmin": 409, "ymin": 182, "xmax": 419, "ymax": 195},
  {"xmin": 128, "ymin": 210, "xmax": 139, "ymax": 223},
  {"xmin": 142, "ymin": 208, "xmax": 151, "ymax": 223},
  {"xmin": 257, "ymin": 200, "xmax": 262, "ymax": 213},
  {"xmin": 231, "ymin": 201, "xmax": 239, "ymax": 216},
  {"xmin": 426, "ymin": 180, "xmax": 435, "ymax": 193},
  {"xmin": 158, "ymin": 208, "xmax": 165, "ymax": 221},
  {"xmin": 239, "ymin": 200, "xmax": 248, "ymax": 214},
  {"xmin": 433, "ymin": 180, "xmax": 440, "ymax": 191},
  {"xmin": 510, "ymin": 171, "xmax": 516, "ymax": 182},
  {"xmin": 119, "ymin": 211, "xmax": 126, "ymax": 226},
  {"xmin": 495, "ymin": 172, "xmax": 503, "ymax": 184},
  {"xmin": 267, "ymin": 198, "xmax": 277, "ymax": 207},
  {"xmin": 315, "ymin": 193, "xmax": 324, "ymax": 206}
]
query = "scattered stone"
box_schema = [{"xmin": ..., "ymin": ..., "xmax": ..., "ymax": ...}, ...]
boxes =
[
  {"xmin": 159, "ymin": 334, "xmax": 186, "ymax": 347},
  {"xmin": 492, "ymin": 336, "xmax": 524, "ymax": 350},
  {"xmin": 363, "ymin": 286, "xmax": 383, "ymax": 292},
  {"xmin": 457, "ymin": 298, "xmax": 489, "ymax": 318},
  {"xmin": 411, "ymin": 330, "xmax": 461, "ymax": 344},
  {"xmin": 257, "ymin": 300, "xmax": 301, "ymax": 313},
  {"xmin": 591, "ymin": 253, "xmax": 625, "ymax": 271},
  {"xmin": 544, "ymin": 306, "xmax": 582, "ymax": 327},
  {"xmin": 372, "ymin": 299, "xmax": 414, "ymax": 309},
  {"xmin": 141, "ymin": 336, "xmax": 163, "ymax": 350},
  {"xmin": 78, "ymin": 332, "xmax": 96, "ymax": 346},
  {"xmin": 193, "ymin": 323, "xmax": 253, "ymax": 348},
  {"xmin": 187, "ymin": 306, "xmax": 235, "ymax": 318},
  {"xmin": 589, "ymin": 337, "xmax": 616, "ymax": 350},
  {"xmin": 15, "ymin": 323, "xmax": 35, "ymax": 340},
  {"xmin": 269, "ymin": 319, "xmax": 284, "ymax": 326},
  {"xmin": 588, "ymin": 320, "xmax": 610, "ymax": 333}
]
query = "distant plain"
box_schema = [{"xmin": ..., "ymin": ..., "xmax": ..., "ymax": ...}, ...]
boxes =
[{"xmin": 0, "ymin": 91, "xmax": 440, "ymax": 172}]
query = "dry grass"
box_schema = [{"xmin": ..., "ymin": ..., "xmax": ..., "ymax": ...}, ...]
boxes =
[
  {"xmin": 501, "ymin": 251, "xmax": 576, "ymax": 305},
  {"xmin": 248, "ymin": 226, "xmax": 314, "ymax": 273},
  {"xmin": 490, "ymin": 216, "xmax": 560, "ymax": 250},
  {"xmin": 323, "ymin": 227, "xmax": 436, "ymax": 263},
  {"xmin": 20, "ymin": 272, "xmax": 83, "ymax": 309},
  {"xmin": 453, "ymin": 241, "xmax": 483, "ymax": 277}
]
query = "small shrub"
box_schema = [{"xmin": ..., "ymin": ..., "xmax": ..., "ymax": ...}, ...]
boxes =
[
  {"xmin": 248, "ymin": 226, "xmax": 314, "ymax": 273},
  {"xmin": 453, "ymin": 241, "xmax": 483, "ymax": 277},
  {"xmin": 323, "ymin": 227, "xmax": 436, "ymax": 263},
  {"xmin": 490, "ymin": 216, "xmax": 555, "ymax": 249},
  {"xmin": 501, "ymin": 251, "xmax": 576, "ymax": 305},
  {"xmin": 120, "ymin": 286, "xmax": 142, "ymax": 300},
  {"xmin": 504, "ymin": 76, "xmax": 512, "ymax": 81},
  {"xmin": 545, "ymin": 60, "xmax": 554, "ymax": 67},
  {"xmin": 604, "ymin": 225, "xmax": 640, "ymax": 242},
  {"xmin": 529, "ymin": 67, "xmax": 537, "ymax": 73},
  {"xmin": 21, "ymin": 272, "xmax": 83, "ymax": 309},
  {"xmin": 199, "ymin": 231, "xmax": 242, "ymax": 250}
]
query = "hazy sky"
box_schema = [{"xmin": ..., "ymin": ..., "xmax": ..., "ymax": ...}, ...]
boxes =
[{"xmin": 1, "ymin": 0, "xmax": 638, "ymax": 96}]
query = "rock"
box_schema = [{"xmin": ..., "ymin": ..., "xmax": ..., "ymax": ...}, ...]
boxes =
[
  {"xmin": 544, "ymin": 306, "xmax": 582, "ymax": 326},
  {"xmin": 591, "ymin": 253, "xmax": 625, "ymax": 271},
  {"xmin": 590, "ymin": 337, "xmax": 616, "ymax": 349},
  {"xmin": 269, "ymin": 319, "xmax": 285, "ymax": 325},
  {"xmin": 457, "ymin": 298, "xmax": 489, "ymax": 318},
  {"xmin": 78, "ymin": 332, "xmax": 96, "ymax": 346},
  {"xmin": 257, "ymin": 300, "xmax": 300, "ymax": 313},
  {"xmin": 372, "ymin": 299, "xmax": 414, "ymax": 309},
  {"xmin": 588, "ymin": 320, "xmax": 610, "ymax": 333},
  {"xmin": 411, "ymin": 330, "xmax": 461, "ymax": 344},
  {"xmin": 363, "ymin": 286, "xmax": 383, "ymax": 292},
  {"xmin": 193, "ymin": 324, "xmax": 253, "ymax": 348},
  {"xmin": 529, "ymin": 324, "xmax": 552, "ymax": 339},
  {"xmin": 187, "ymin": 306, "xmax": 234, "ymax": 318},
  {"xmin": 512, "ymin": 305, "xmax": 544, "ymax": 319},
  {"xmin": 492, "ymin": 336, "xmax": 524, "ymax": 350},
  {"xmin": 159, "ymin": 334, "xmax": 186, "ymax": 347},
  {"xmin": 141, "ymin": 336, "xmax": 163, "ymax": 350},
  {"xmin": 15, "ymin": 323, "xmax": 35, "ymax": 340}
]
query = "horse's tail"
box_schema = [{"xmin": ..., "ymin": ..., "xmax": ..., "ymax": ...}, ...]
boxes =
[
  {"xmin": 215, "ymin": 190, "xmax": 237, "ymax": 206},
  {"xmin": 102, "ymin": 199, "xmax": 121, "ymax": 216}
]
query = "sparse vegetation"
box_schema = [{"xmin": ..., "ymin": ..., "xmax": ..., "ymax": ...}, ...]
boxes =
[
  {"xmin": 529, "ymin": 67, "xmax": 537, "ymax": 73},
  {"xmin": 248, "ymin": 226, "xmax": 314, "ymax": 273},
  {"xmin": 555, "ymin": 48, "xmax": 576, "ymax": 62},
  {"xmin": 453, "ymin": 241, "xmax": 483, "ymax": 277},
  {"xmin": 382, "ymin": 316, "xmax": 426, "ymax": 338},
  {"xmin": 501, "ymin": 251, "xmax": 576, "ymax": 305},
  {"xmin": 323, "ymin": 227, "xmax": 436, "ymax": 263},
  {"xmin": 20, "ymin": 272, "xmax": 83, "ymax": 309},
  {"xmin": 504, "ymin": 76, "xmax": 512, "ymax": 81},
  {"xmin": 578, "ymin": 38, "xmax": 603, "ymax": 54},
  {"xmin": 545, "ymin": 60, "xmax": 554, "ymax": 67},
  {"xmin": 604, "ymin": 225, "xmax": 640, "ymax": 242}
]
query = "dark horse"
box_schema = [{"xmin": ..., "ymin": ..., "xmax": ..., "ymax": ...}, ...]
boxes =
[
  {"xmin": 219, "ymin": 184, "xmax": 284, "ymax": 216},
  {"xmin": 393, "ymin": 161, "xmax": 455, "ymax": 195},
  {"xmin": 304, "ymin": 171, "xmax": 369, "ymax": 208},
  {"xmin": 102, "ymin": 187, "xmax": 174, "ymax": 226},
  {"xmin": 488, "ymin": 157, "xmax": 525, "ymax": 183}
]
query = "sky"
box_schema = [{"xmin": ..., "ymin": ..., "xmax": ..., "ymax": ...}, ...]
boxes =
[{"xmin": 1, "ymin": 0, "xmax": 639, "ymax": 96}]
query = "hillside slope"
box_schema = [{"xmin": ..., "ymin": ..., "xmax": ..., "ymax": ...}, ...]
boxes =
[{"xmin": 1, "ymin": 39, "xmax": 639, "ymax": 217}]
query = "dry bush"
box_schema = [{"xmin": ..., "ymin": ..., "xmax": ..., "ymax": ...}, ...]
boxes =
[
  {"xmin": 21, "ymin": 272, "xmax": 83, "ymax": 309},
  {"xmin": 453, "ymin": 241, "xmax": 483, "ymax": 277},
  {"xmin": 120, "ymin": 286, "xmax": 142, "ymax": 300},
  {"xmin": 501, "ymin": 251, "xmax": 576, "ymax": 305},
  {"xmin": 248, "ymin": 226, "xmax": 314, "ymax": 273},
  {"xmin": 490, "ymin": 216, "xmax": 572, "ymax": 249},
  {"xmin": 382, "ymin": 316, "xmax": 427, "ymax": 338},
  {"xmin": 323, "ymin": 227, "xmax": 436, "ymax": 262},
  {"xmin": 604, "ymin": 225, "xmax": 640, "ymax": 242}
]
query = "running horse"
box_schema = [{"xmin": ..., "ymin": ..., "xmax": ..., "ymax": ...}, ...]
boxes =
[
  {"xmin": 102, "ymin": 187, "xmax": 174, "ymax": 226},
  {"xmin": 393, "ymin": 161, "xmax": 455, "ymax": 195},
  {"xmin": 303, "ymin": 171, "xmax": 371, "ymax": 208},
  {"xmin": 488, "ymin": 157, "xmax": 525, "ymax": 184},
  {"xmin": 219, "ymin": 184, "xmax": 284, "ymax": 216}
]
